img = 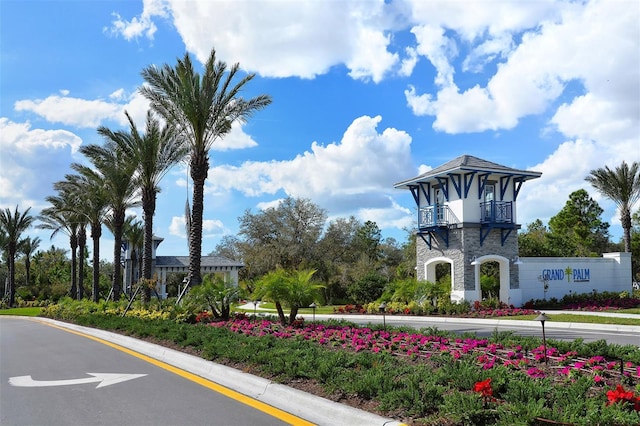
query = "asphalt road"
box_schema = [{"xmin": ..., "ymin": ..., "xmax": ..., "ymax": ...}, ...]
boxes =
[
  {"xmin": 313, "ymin": 314, "xmax": 640, "ymax": 347},
  {"xmin": 0, "ymin": 317, "xmax": 300, "ymax": 426}
]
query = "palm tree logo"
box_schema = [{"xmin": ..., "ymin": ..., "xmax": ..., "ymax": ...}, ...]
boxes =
[{"xmin": 565, "ymin": 267, "xmax": 573, "ymax": 282}]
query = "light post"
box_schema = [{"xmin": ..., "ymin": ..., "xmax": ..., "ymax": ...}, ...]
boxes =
[
  {"xmin": 252, "ymin": 300, "xmax": 258, "ymax": 317},
  {"xmin": 309, "ymin": 302, "xmax": 317, "ymax": 322},
  {"xmin": 535, "ymin": 312, "xmax": 550, "ymax": 365},
  {"xmin": 379, "ymin": 302, "xmax": 387, "ymax": 329}
]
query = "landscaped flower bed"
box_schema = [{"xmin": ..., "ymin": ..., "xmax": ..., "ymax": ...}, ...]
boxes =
[
  {"xmin": 204, "ymin": 315, "xmax": 640, "ymax": 423},
  {"xmin": 206, "ymin": 316, "xmax": 639, "ymax": 387},
  {"xmin": 41, "ymin": 299, "xmax": 640, "ymax": 424}
]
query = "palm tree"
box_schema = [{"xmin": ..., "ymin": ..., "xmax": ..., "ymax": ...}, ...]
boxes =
[
  {"xmin": 19, "ymin": 236, "xmax": 41, "ymax": 287},
  {"xmin": 586, "ymin": 161, "xmax": 640, "ymax": 252},
  {"xmin": 78, "ymin": 141, "xmax": 139, "ymax": 301},
  {"xmin": 0, "ymin": 206, "xmax": 34, "ymax": 307},
  {"xmin": 58, "ymin": 172, "xmax": 109, "ymax": 302},
  {"xmin": 140, "ymin": 48, "xmax": 272, "ymax": 287},
  {"xmin": 253, "ymin": 268, "xmax": 322, "ymax": 325},
  {"xmin": 106, "ymin": 110, "xmax": 187, "ymax": 301},
  {"xmin": 122, "ymin": 216, "xmax": 143, "ymax": 297},
  {"xmin": 38, "ymin": 193, "xmax": 82, "ymax": 299}
]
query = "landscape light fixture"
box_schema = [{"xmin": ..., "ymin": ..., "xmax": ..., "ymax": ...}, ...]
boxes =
[
  {"xmin": 470, "ymin": 256, "xmax": 478, "ymax": 265},
  {"xmin": 379, "ymin": 302, "xmax": 387, "ymax": 329},
  {"xmin": 535, "ymin": 312, "xmax": 550, "ymax": 365},
  {"xmin": 309, "ymin": 302, "xmax": 317, "ymax": 322}
]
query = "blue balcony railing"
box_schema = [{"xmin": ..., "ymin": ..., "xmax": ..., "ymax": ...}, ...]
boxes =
[
  {"xmin": 480, "ymin": 201, "xmax": 513, "ymax": 224},
  {"xmin": 418, "ymin": 205, "xmax": 457, "ymax": 228}
]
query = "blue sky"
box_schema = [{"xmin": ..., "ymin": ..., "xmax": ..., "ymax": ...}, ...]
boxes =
[{"xmin": 1, "ymin": 0, "xmax": 638, "ymax": 261}]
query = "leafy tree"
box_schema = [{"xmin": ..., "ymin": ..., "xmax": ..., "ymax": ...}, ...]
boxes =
[
  {"xmin": 354, "ymin": 220, "xmax": 382, "ymax": 261},
  {"xmin": 316, "ymin": 216, "xmax": 361, "ymax": 303},
  {"xmin": 30, "ymin": 246, "xmax": 70, "ymax": 301},
  {"xmin": 395, "ymin": 229, "xmax": 417, "ymax": 279},
  {"xmin": 0, "ymin": 206, "xmax": 34, "ymax": 306},
  {"xmin": 238, "ymin": 197, "xmax": 327, "ymax": 277},
  {"xmin": 586, "ymin": 161, "xmax": 640, "ymax": 253},
  {"xmin": 211, "ymin": 235, "xmax": 243, "ymax": 261},
  {"xmin": 347, "ymin": 271, "xmax": 387, "ymax": 305},
  {"xmin": 518, "ymin": 219, "xmax": 558, "ymax": 257},
  {"xmin": 379, "ymin": 237, "xmax": 404, "ymax": 280},
  {"xmin": 184, "ymin": 274, "xmax": 240, "ymax": 320},
  {"xmin": 79, "ymin": 140, "xmax": 138, "ymax": 301},
  {"xmin": 548, "ymin": 189, "xmax": 611, "ymax": 256},
  {"xmin": 253, "ymin": 268, "xmax": 323, "ymax": 325},
  {"xmin": 108, "ymin": 111, "xmax": 187, "ymax": 301},
  {"xmin": 140, "ymin": 48, "xmax": 272, "ymax": 288}
]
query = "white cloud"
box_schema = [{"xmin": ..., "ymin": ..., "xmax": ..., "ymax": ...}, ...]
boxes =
[
  {"xmin": 109, "ymin": 0, "xmax": 402, "ymax": 82},
  {"xmin": 516, "ymin": 137, "xmax": 640, "ymax": 233},
  {"xmin": 212, "ymin": 122, "xmax": 258, "ymax": 151},
  {"xmin": 168, "ymin": 215, "xmax": 227, "ymax": 239},
  {"xmin": 404, "ymin": 0, "xmax": 639, "ymax": 141},
  {"xmin": 105, "ymin": 0, "xmax": 170, "ymax": 41},
  {"xmin": 207, "ymin": 115, "xmax": 415, "ymax": 223},
  {"xmin": 15, "ymin": 94, "xmax": 125, "ymax": 128},
  {"xmin": 0, "ymin": 118, "xmax": 83, "ymax": 208},
  {"xmin": 168, "ymin": 216, "xmax": 187, "ymax": 237}
]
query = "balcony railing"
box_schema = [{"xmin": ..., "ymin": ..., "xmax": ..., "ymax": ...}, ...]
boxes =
[
  {"xmin": 418, "ymin": 205, "xmax": 457, "ymax": 228},
  {"xmin": 480, "ymin": 201, "xmax": 513, "ymax": 224}
]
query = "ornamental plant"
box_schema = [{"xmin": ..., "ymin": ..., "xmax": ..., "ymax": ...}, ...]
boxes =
[{"xmin": 607, "ymin": 385, "xmax": 640, "ymax": 411}]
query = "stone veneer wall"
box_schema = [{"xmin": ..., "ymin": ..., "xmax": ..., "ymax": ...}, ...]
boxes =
[{"xmin": 417, "ymin": 225, "xmax": 520, "ymax": 292}]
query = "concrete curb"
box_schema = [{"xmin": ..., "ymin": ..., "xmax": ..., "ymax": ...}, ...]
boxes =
[{"xmin": 30, "ymin": 317, "xmax": 405, "ymax": 426}]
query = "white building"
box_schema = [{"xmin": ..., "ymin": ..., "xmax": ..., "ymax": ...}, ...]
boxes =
[
  {"xmin": 394, "ymin": 155, "xmax": 632, "ymax": 307},
  {"xmin": 122, "ymin": 236, "xmax": 243, "ymax": 298}
]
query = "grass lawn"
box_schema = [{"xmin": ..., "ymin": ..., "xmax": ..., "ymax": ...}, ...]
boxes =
[
  {"xmin": 509, "ymin": 313, "xmax": 640, "ymax": 326},
  {"xmin": 236, "ymin": 303, "xmax": 640, "ymax": 326},
  {"xmin": 0, "ymin": 307, "xmax": 42, "ymax": 316}
]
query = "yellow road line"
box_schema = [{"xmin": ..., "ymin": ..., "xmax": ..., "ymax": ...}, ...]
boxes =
[{"xmin": 39, "ymin": 320, "xmax": 315, "ymax": 426}]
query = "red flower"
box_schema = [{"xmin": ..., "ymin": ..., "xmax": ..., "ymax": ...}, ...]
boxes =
[
  {"xmin": 473, "ymin": 378, "xmax": 493, "ymax": 397},
  {"xmin": 607, "ymin": 384, "xmax": 639, "ymax": 410}
]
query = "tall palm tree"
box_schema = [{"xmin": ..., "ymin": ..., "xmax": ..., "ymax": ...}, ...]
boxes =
[
  {"xmin": 586, "ymin": 161, "xmax": 640, "ymax": 253},
  {"xmin": 140, "ymin": 48, "xmax": 272, "ymax": 287},
  {"xmin": 106, "ymin": 110, "xmax": 187, "ymax": 301},
  {"xmin": 19, "ymin": 236, "xmax": 41, "ymax": 287},
  {"xmin": 0, "ymin": 206, "xmax": 34, "ymax": 307},
  {"xmin": 122, "ymin": 216, "xmax": 143, "ymax": 297},
  {"xmin": 58, "ymin": 172, "xmax": 109, "ymax": 302},
  {"xmin": 38, "ymin": 193, "xmax": 82, "ymax": 299},
  {"xmin": 77, "ymin": 142, "xmax": 139, "ymax": 301}
]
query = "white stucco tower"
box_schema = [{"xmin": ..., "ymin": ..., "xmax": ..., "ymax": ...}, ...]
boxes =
[{"xmin": 394, "ymin": 155, "xmax": 542, "ymax": 306}]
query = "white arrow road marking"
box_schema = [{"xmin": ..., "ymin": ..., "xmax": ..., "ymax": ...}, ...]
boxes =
[{"xmin": 9, "ymin": 373, "xmax": 147, "ymax": 388}]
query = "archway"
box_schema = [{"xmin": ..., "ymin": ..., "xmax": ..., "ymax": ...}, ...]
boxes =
[
  {"xmin": 472, "ymin": 255, "xmax": 510, "ymax": 305},
  {"xmin": 424, "ymin": 257, "xmax": 454, "ymax": 300}
]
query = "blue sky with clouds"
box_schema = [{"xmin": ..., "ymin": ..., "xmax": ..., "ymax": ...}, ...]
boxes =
[{"xmin": 1, "ymin": 0, "xmax": 638, "ymax": 261}]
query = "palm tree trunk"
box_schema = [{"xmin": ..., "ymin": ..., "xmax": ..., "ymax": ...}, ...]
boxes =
[
  {"xmin": 621, "ymin": 207, "xmax": 632, "ymax": 253},
  {"xmin": 275, "ymin": 301, "xmax": 287, "ymax": 325},
  {"xmin": 112, "ymin": 211, "xmax": 125, "ymax": 302},
  {"xmin": 142, "ymin": 189, "xmax": 155, "ymax": 302},
  {"xmin": 8, "ymin": 243, "xmax": 16, "ymax": 307},
  {"xmin": 25, "ymin": 258, "xmax": 31, "ymax": 287},
  {"xmin": 78, "ymin": 227, "xmax": 86, "ymax": 299},
  {"xmin": 69, "ymin": 235, "xmax": 77, "ymax": 298},
  {"xmin": 289, "ymin": 306, "xmax": 299, "ymax": 325},
  {"xmin": 189, "ymin": 156, "xmax": 208, "ymax": 288},
  {"xmin": 91, "ymin": 222, "xmax": 101, "ymax": 302}
]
